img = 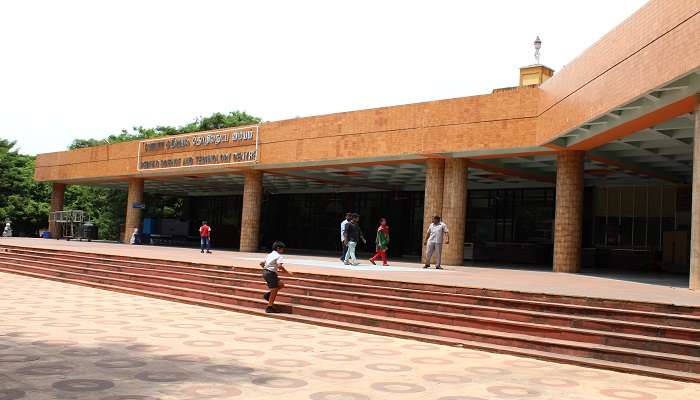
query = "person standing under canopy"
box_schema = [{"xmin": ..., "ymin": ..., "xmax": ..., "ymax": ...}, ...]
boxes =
[
  {"xmin": 424, "ymin": 215, "xmax": 449, "ymax": 270},
  {"xmin": 199, "ymin": 221, "xmax": 212, "ymax": 254},
  {"xmin": 339, "ymin": 212, "xmax": 352, "ymax": 261}
]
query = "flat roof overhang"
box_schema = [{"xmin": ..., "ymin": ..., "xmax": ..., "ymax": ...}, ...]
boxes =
[{"xmin": 33, "ymin": 3, "xmax": 700, "ymax": 187}]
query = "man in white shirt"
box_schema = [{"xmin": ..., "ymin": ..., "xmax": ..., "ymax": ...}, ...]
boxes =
[
  {"xmin": 423, "ymin": 215, "xmax": 449, "ymax": 270},
  {"xmin": 339, "ymin": 212, "xmax": 352, "ymax": 261},
  {"xmin": 261, "ymin": 241, "xmax": 293, "ymax": 313}
]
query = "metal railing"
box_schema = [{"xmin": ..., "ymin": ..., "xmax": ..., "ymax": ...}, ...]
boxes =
[{"xmin": 49, "ymin": 210, "xmax": 86, "ymax": 240}]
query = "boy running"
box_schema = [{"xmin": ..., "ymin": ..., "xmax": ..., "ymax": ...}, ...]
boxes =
[{"xmin": 261, "ymin": 241, "xmax": 293, "ymax": 313}]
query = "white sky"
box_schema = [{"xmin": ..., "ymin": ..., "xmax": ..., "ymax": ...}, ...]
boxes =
[{"xmin": 0, "ymin": 0, "xmax": 648, "ymax": 155}]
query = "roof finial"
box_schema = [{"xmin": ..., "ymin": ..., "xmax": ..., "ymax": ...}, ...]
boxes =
[{"xmin": 534, "ymin": 36, "xmax": 542, "ymax": 65}]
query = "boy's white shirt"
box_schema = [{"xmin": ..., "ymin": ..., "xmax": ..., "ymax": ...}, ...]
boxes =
[{"xmin": 264, "ymin": 250, "xmax": 283, "ymax": 272}]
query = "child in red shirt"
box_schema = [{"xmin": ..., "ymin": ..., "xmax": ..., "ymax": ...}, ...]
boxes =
[{"xmin": 199, "ymin": 221, "xmax": 212, "ymax": 254}]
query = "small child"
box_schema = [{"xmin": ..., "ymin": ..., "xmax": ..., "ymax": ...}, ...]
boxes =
[
  {"xmin": 199, "ymin": 221, "xmax": 212, "ymax": 254},
  {"xmin": 260, "ymin": 241, "xmax": 293, "ymax": 313}
]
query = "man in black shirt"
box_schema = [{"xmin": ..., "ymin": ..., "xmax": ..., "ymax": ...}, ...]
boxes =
[{"xmin": 343, "ymin": 213, "xmax": 366, "ymax": 265}]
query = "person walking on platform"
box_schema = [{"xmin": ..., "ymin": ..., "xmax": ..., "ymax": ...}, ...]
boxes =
[
  {"xmin": 424, "ymin": 215, "xmax": 449, "ymax": 269},
  {"xmin": 2, "ymin": 221, "xmax": 12, "ymax": 237},
  {"xmin": 343, "ymin": 213, "xmax": 366, "ymax": 266},
  {"xmin": 339, "ymin": 212, "xmax": 352, "ymax": 261},
  {"xmin": 369, "ymin": 217, "xmax": 390, "ymax": 266},
  {"xmin": 261, "ymin": 241, "xmax": 293, "ymax": 313},
  {"xmin": 199, "ymin": 221, "xmax": 212, "ymax": 254}
]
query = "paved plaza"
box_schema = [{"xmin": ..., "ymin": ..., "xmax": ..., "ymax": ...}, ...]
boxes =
[{"xmin": 0, "ymin": 273, "xmax": 698, "ymax": 400}]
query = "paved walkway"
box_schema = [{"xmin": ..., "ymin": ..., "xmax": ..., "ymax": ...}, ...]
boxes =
[
  {"xmin": 1, "ymin": 273, "xmax": 698, "ymax": 399},
  {"xmin": 2, "ymin": 238, "xmax": 699, "ymax": 307}
]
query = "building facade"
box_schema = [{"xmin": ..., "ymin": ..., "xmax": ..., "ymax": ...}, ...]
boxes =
[{"xmin": 35, "ymin": 1, "xmax": 700, "ymax": 288}]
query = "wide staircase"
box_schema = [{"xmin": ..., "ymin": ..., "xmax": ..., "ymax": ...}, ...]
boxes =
[{"xmin": 1, "ymin": 245, "xmax": 699, "ymax": 382}]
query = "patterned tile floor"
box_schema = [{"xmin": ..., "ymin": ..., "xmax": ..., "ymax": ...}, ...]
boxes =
[{"xmin": 0, "ymin": 273, "xmax": 698, "ymax": 400}]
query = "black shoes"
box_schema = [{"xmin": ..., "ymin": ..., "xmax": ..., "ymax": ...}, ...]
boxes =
[
  {"xmin": 436, "ymin": 265, "xmax": 444, "ymax": 270},
  {"xmin": 265, "ymin": 306, "xmax": 279, "ymax": 313},
  {"xmin": 423, "ymin": 264, "xmax": 430, "ymax": 269}
]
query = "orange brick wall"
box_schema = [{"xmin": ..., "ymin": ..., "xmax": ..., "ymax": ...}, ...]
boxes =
[
  {"xmin": 537, "ymin": 1, "xmax": 700, "ymax": 144},
  {"xmin": 33, "ymin": 0, "xmax": 700, "ymax": 184},
  {"xmin": 123, "ymin": 178, "xmax": 144, "ymax": 243},
  {"xmin": 240, "ymin": 170, "xmax": 263, "ymax": 252},
  {"xmin": 552, "ymin": 151, "xmax": 585, "ymax": 273},
  {"xmin": 441, "ymin": 159, "xmax": 468, "ymax": 265},
  {"xmin": 34, "ymin": 87, "xmax": 541, "ymax": 182},
  {"xmin": 48, "ymin": 183, "xmax": 66, "ymax": 238},
  {"xmin": 421, "ymin": 159, "xmax": 444, "ymax": 263},
  {"xmin": 690, "ymin": 95, "xmax": 700, "ymax": 290}
]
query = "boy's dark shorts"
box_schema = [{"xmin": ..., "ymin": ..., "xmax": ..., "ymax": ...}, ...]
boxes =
[{"xmin": 262, "ymin": 270, "xmax": 279, "ymax": 289}]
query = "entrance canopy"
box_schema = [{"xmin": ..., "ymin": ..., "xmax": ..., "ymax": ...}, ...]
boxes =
[
  {"xmin": 92, "ymin": 104, "xmax": 696, "ymax": 197},
  {"xmin": 31, "ymin": 1, "xmax": 700, "ymax": 287}
]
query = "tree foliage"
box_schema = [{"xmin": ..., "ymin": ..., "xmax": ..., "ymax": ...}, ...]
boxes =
[
  {"xmin": 64, "ymin": 110, "xmax": 261, "ymax": 239},
  {"xmin": 64, "ymin": 185, "xmax": 127, "ymax": 241},
  {"xmin": 2, "ymin": 109, "xmax": 262, "ymax": 240},
  {"xmin": 69, "ymin": 111, "xmax": 261, "ymax": 149},
  {"xmin": 0, "ymin": 139, "xmax": 51, "ymax": 235}
]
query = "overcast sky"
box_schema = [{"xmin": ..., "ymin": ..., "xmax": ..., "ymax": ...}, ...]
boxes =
[{"xmin": 0, "ymin": 0, "xmax": 648, "ymax": 155}]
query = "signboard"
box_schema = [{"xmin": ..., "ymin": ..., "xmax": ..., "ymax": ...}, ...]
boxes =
[{"xmin": 137, "ymin": 125, "xmax": 259, "ymax": 171}]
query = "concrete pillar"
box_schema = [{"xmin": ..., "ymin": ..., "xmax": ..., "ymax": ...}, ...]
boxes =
[
  {"xmin": 689, "ymin": 95, "xmax": 700, "ymax": 290},
  {"xmin": 421, "ymin": 159, "xmax": 445, "ymax": 263},
  {"xmin": 240, "ymin": 170, "xmax": 263, "ymax": 252},
  {"xmin": 441, "ymin": 159, "xmax": 468, "ymax": 265},
  {"xmin": 123, "ymin": 178, "xmax": 144, "ymax": 243},
  {"xmin": 553, "ymin": 151, "xmax": 585, "ymax": 273},
  {"xmin": 49, "ymin": 183, "xmax": 66, "ymax": 238}
]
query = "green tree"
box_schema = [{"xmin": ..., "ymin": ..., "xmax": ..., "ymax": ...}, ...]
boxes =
[
  {"xmin": 0, "ymin": 139, "xmax": 51, "ymax": 235},
  {"xmin": 2, "ymin": 110, "xmax": 262, "ymax": 240},
  {"xmin": 63, "ymin": 110, "xmax": 262, "ymax": 240},
  {"xmin": 69, "ymin": 110, "xmax": 261, "ymax": 149},
  {"xmin": 64, "ymin": 185, "xmax": 127, "ymax": 241}
]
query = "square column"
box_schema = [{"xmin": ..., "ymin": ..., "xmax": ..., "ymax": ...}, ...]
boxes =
[
  {"xmin": 123, "ymin": 178, "xmax": 144, "ymax": 243},
  {"xmin": 689, "ymin": 95, "xmax": 700, "ymax": 290},
  {"xmin": 553, "ymin": 151, "xmax": 585, "ymax": 273},
  {"xmin": 441, "ymin": 159, "xmax": 468, "ymax": 265},
  {"xmin": 422, "ymin": 159, "xmax": 445, "ymax": 263},
  {"xmin": 240, "ymin": 170, "xmax": 263, "ymax": 252},
  {"xmin": 49, "ymin": 183, "xmax": 66, "ymax": 238}
]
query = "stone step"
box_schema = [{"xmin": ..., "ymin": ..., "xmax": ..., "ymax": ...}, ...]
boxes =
[
  {"xmin": 1, "ymin": 264, "xmax": 699, "ymax": 382},
  {"xmin": 1, "ymin": 260, "xmax": 699, "ymax": 375},
  {"xmin": 4, "ymin": 252, "xmax": 699, "ymax": 342},
  {"xmin": 9, "ymin": 245, "xmax": 698, "ymax": 315},
  {"xmin": 6, "ymin": 248, "xmax": 700, "ymax": 330}
]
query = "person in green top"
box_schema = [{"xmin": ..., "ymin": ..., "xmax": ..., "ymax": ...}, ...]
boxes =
[{"xmin": 369, "ymin": 218, "xmax": 390, "ymax": 266}]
